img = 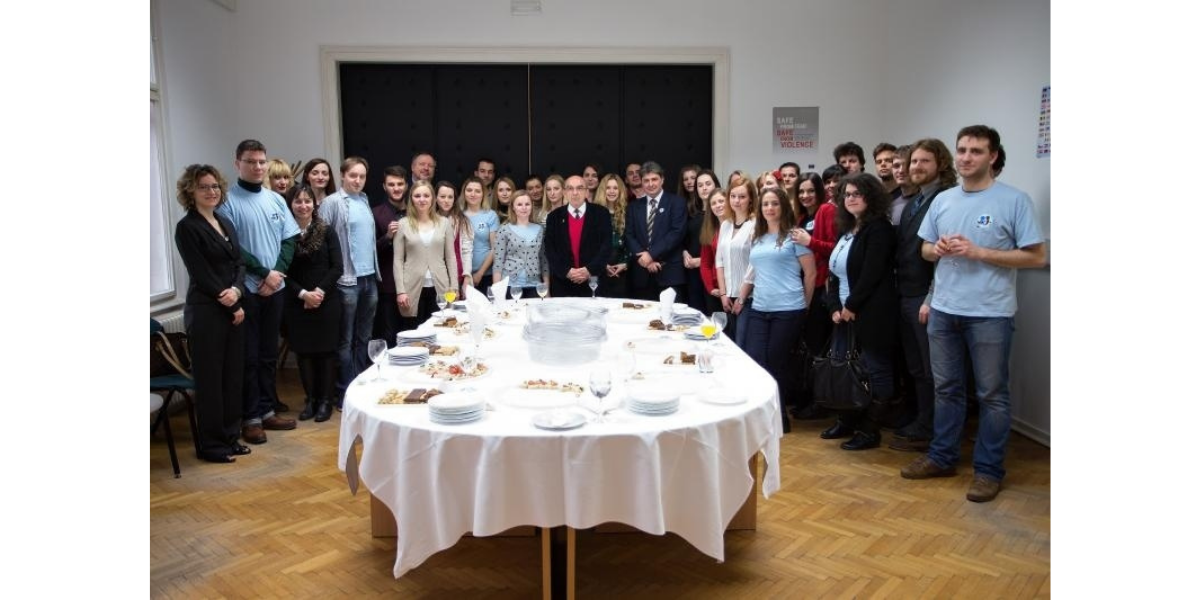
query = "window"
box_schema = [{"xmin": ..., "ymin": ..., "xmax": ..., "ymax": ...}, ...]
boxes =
[{"xmin": 149, "ymin": 17, "xmax": 174, "ymax": 300}]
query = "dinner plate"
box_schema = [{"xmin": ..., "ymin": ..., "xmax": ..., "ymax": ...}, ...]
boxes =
[{"xmin": 531, "ymin": 409, "xmax": 589, "ymax": 431}]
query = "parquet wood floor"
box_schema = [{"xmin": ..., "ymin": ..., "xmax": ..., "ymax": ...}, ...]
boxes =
[{"xmin": 150, "ymin": 369, "xmax": 1050, "ymax": 598}]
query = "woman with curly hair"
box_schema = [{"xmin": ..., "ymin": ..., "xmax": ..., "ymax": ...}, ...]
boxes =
[{"xmin": 592, "ymin": 173, "xmax": 630, "ymax": 298}]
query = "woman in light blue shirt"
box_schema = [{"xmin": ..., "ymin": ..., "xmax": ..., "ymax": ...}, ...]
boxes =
[
  {"xmin": 736, "ymin": 187, "xmax": 816, "ymax": 433},
  {"xmin": 461, "ymin": 176, "xmax": 499, "ymax": 293}
]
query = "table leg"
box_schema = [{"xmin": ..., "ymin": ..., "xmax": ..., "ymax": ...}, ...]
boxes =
[{"xmin": 541, "ymin": 526, "xmax": 575, "ymax": 600}]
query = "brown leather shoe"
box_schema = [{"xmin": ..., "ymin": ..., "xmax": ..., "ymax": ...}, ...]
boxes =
[
  {"xmin": 966, "ymin": 476, "xmax": 1001, "ymax": 503},
  {"xmin": 900, "ymin": 455, "xmax": 957, "ymax": 479},
  {"xmin": 888, "ymin": 436, "xmax": 931, "ymax": 452},
  {"xmin": 242, "ymin": 424, "xmax": 267, "ymax": 445},
  {"xmin": 262, "ymin": 415, "xmax": 297, "ymax": 430}
]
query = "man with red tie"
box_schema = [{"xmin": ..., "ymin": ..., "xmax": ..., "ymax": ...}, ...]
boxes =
[{"xmin": 543, "ymin": 175, "xmax": 613, "ymax": 298}]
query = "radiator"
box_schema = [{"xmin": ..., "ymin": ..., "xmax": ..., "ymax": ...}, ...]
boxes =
[{"xmin": 156, "ymin": 311, "xmax": 186, "ymax": 333}]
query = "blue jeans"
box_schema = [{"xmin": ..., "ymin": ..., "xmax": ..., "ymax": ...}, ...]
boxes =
[
  {"xmin": 239, "ymin": 291, "xmax": 284, "ymax": 424},
  {"xmin": 734, "ymin": 297, "xmax": 753, "ymax": 349},
  {"xmin": 926, "ymin": 309, "xmax": 1015, "ymax": 482},
  {"xmin": 745, "ymin": 307, "xmax": 805, "ymax": 428},
  {"xmin": 336, "ymin": 276, "xmax": 378, "ymax": 397}
]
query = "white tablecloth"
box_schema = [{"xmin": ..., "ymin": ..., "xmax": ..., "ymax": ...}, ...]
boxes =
[{"xmin": 338, "ymin": 298, "xmax": 783, "ymax": 578}]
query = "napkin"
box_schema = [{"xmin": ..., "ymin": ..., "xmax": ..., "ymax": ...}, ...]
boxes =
[
  {"xmin": 463, "ymin": 285, "xmax": 492, "ymax": 334},
  {"xmin": 490, "ymin": 276, "xmax": 511, "ymax": 306},
  {"xmin": 658, "ymin": 287, "xmax": 676, "ymax": 323}
]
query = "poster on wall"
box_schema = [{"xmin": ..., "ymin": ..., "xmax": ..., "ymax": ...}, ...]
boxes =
[
  {"xmin": 773, "ymin": 107, "xmax": 820, "ymax": 169},
  {"xmin": 1036, "ymin": 86, "xmax": 1050, "ymax": 158}
]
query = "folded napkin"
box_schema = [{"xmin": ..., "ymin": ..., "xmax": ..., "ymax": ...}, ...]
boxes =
[
  {"xmin": 659, "ymin": 287, "xmax": 676, "ymax": 323},
  {"xmin": 490, "ymin": 276, "xmax": 511, "ymax": 306},
  {"xmin": 463, "ymin": 286, "xmax": 492, "ymax": 334}
]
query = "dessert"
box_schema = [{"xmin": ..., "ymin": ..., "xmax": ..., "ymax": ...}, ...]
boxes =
[
  {"xmin": 420, "ymin": 359, "xmax": 489, "ymax": 380},
  {"xmin": 434, "ymin": 317, "xmax": 459, "ymax": 327},
  {"xmin": 520, "ymin": 379, "xmax": 586, "ymax": 395},
  {"xmin": 622, "ymin": 302, "xmax": 650, "ymax": 309},
  {"xmin": 663, "ymin": 351, "xmax": 697, "ymax": 365},
  {"xmin": 379, "ymin": 388, "xmax": 443, "ymax": 404}
]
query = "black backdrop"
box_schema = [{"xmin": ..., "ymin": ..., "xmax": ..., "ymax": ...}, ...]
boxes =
[{"xmin": 339, "ymin": 63, "xmax": 713, "ymax": 204}]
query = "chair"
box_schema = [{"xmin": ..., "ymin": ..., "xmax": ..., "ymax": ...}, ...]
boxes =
[
  {"xmin": 151, "ymin": 393, "xmax": 181, "ymax": 478},
  {"xmin": 151, "ymin": 318, "xmax": 200, "ymax": 453}
]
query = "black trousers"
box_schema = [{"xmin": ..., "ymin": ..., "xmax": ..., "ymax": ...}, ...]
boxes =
[
  {"xmin": 240, "ymin": 291, "xmax": 284, "ymax": 421},
  {"xmin": 400, "ymin": 286, "xmax": 438, "ymax": 332},
  {"xmin": 374, "ymin": 288, "xmax": 404, "ymax": 348},
  {"xmin": 184, "ymin": 302, "xmax": 245, "ymax": 455},
  {"xmin": 297, "ymin": 352, "xmax": 338, "ymax": 404}
]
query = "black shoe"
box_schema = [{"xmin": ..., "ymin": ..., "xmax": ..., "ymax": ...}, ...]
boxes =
[
  {"xmin": 197, "ymin": 451, "xmax": 236, "ymax": 464},
  {"xmin": 894, "ymin": 424, "xmax": 932, "ymax": 440},
  {"xmin": 792, "ymin": 404, "xmax": 828, "ymax": 421},
  {"xmin": 230, "ymin": 443, "xmax": 252, "ymax": 456},
  {"xmin": 820, "ymin": 420, "xmax": 855, "ymax": 439},
  {"xmin": 840, "ymin": 431, "xmax": 881, "ymax": 451},
  {"xmin": 298, "ymin": 399, "xmax": 316, "ymax": 421},
  {"xmin": 314, "ymin": 400, "xmax": 333, "ymax": 423},
  {"xmin": 274, "ymin": 400, "xmax": 290, "ymax": 413}
]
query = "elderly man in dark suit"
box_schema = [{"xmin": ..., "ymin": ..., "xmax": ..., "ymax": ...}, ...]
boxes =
[
  {"xmin": 624, "ymin": 161, "xmax": 687, "ymax": 301},
  {"xmin": 543, "ymin": 175, "xmax": 613, "ymax": 297}
]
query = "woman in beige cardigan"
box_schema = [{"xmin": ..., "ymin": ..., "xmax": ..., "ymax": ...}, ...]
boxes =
[{"xmin": 394, "ymin": 181, "xmax": 459, "ymax": 330}]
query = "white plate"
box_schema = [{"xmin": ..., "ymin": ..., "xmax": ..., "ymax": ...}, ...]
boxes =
[
  {"xmin": 427, "ymin": 392, "xmax": 485, "ymax": 413},
  {"xmin": 388, "ymin": 346, "xmax": 430, "ymax": 358},
  {"xmin": 398, "ymin": 328, "xmax": 438, "ymax": 341},
  {"xmin": 531, "ymin": 410, "xmax": 589, "ymax": 431}
]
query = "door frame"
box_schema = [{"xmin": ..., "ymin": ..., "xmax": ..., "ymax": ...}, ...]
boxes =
[{"xmin": 319, "ymin": 45, "xmax": 730, "ymax": 177}]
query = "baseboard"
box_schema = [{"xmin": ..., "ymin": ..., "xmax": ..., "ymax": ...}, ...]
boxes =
[{"xmin": 1012, "ymin": 418, "xmax": 1049, "ymax": 447}]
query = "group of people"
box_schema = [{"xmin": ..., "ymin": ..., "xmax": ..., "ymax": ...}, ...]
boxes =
[{"xmin": 173, "ymin": 128, "xmax": 1044, "ymax": 504}]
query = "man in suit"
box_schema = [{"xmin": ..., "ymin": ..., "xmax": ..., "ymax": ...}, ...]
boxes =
[
  {"xmin": 543, "ymin": 175, "xmax": 612, "ymax": 298},
  {"xmin": 624, "ymin": 161, "xmax": 687, "ymax": 301},
  {"xmin": 889, "ymin": 138, "xmax": 956, "ymax": 453},
  {"xmin": 410, "ymin": 151, "xmax": 436, "ymax": 186}
]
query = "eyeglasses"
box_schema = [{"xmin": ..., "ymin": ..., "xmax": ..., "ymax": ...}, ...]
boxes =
[
  {"xmin": 565, "ymin": 186, "xmax": 587, "ymax": 192},
  {"xmin": 239, "ymin": 159, "xmax": 267, "ymax": 167},
  {"xmin": 197, "ymin": 184, "xmax": 222, "ymax": 192},
  {"xmin": 843, "ymin": 190, "xmax": 864, "ymax": 199}
]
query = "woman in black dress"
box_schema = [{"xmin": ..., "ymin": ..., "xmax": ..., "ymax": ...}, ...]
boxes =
[
  {"xmin": 283, "ymin": 185, "xmax": 344, "ymax": 422},
  {"xmin": 173, "ymin": 165, "xmax": 248, "ymax": 463}
]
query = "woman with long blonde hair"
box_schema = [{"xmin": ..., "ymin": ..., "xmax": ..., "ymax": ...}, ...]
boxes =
[
  {"xmin": 395, "ymin": 181, "xmax": 458, "ymax": 330},
  {"xmin": 593, "ymin": 174, "xmax": 629, "ymax": 298},
  {"xmin": 538, "ymin": 174, "xmax": 565, "ymax": 225}
]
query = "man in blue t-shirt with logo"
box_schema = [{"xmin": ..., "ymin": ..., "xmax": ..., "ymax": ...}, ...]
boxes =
[{"xmin": 900, "ymin": 125, "xmax": 1046, "ymax": 503}]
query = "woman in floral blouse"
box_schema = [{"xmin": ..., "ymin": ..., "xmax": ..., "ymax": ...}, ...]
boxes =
[{"xmin": 493, "ymin": 190, "xmax": 549, "ymax": 298}]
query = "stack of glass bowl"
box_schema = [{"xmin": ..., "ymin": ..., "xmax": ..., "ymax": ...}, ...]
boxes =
[{"xmin": 522, "ymin": 301, "xmax": 608, "ymax": 366}]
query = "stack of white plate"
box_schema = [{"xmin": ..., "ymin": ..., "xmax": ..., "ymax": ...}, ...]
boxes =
[
  {"xmin": 627, "ymin": 388, "xmax": 680, "ymax": 416},
  {"xmin": 427, "ymin": 393, "xmax": 485, "ymax": 425},
  {"xmin": 397, "ymin": 329, "xmax": 438, "ymax": 346},
  {"xmin": 683, "ymin": 326, "xmax": 721, "ymax": 341},
  {"xmin": 387, "ymin": 346, "xmax": 429, "ymax": 366},
  {"xmin": 671, "ymin": 307, "xmax": 703, "ymax": 327}
]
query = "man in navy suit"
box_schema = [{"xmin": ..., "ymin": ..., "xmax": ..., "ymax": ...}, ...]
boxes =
[
  {"xmin": 624, "ymin": 161, "xmax": 687, "ymax": 301},
  {"xmin": 544, "ymin": 175, "xmax": 613, "ymax": 298}
]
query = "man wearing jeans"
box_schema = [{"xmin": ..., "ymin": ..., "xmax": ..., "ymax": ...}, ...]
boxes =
[
  {"xmin": 318, "ymin": 156, "xmax": 380, "ymax": 406},
  {"xmin": 899, "ymin": 125, "xmax": 1045, "ymax": 503},
  {"xmin": 218, "ymin": 139, "xmax": 300, "ymax": 443}
]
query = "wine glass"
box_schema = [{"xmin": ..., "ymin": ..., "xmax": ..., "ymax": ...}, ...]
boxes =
[
  {"xmin": 443, "ymin": 289, "xmax": 458, "ymax": 309},
  {"xmin": 536, "ymin": 282, "xmax": 549, "ymax": 300},
  {"xmin": 510, "ymin": 286, "xmax": 523, "ymax": 303},
  {"xmin": 469, "ymin": 319, "xmax": 486, "ymax": 358},
  {"xmin": 366, "ymin": 339, "xmax": 387, "ymax": 382},
  {"xmin": 587, "ymin": 369, "xmax": 613, "ymax": 422},
  {"xmin": 588, "ymin": 275, "xmax": 599, "ymax": 299},
  {"xmin": 436, "ymin": 292, "xmax": 448, "ymax": 318},
  {"xmin": 711, "ymin": 311, "xmax": 728, "ymax": 342}
]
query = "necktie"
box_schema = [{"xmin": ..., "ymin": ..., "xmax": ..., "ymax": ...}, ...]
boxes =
[
  {"xmin": 904, "ymin": 193, "xmax": 924, "ymax": 224},
  {"xmin": 573, "ymin": 209, "xmax": 581, "ymax": 219},
  {"xmin": 647, "ymin": 198, "xmax": 658, "ymax": 242}
]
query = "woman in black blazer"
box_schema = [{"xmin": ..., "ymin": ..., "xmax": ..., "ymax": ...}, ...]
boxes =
[
  {"xmin": 282, "ymin": 185, "xmax": 344, "ymax": 422},
  {"xmin": 820, "ymin": 173, "xmax": 899, "ymax": 451},
  {"xmin": 173, "ymin": 165, "xmax": 248, "ymax": 464}
]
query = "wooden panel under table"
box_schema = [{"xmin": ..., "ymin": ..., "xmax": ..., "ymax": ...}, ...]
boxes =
[{"xmin": 368, "ymin": 496, "xmax": 536, "ymax": 538}]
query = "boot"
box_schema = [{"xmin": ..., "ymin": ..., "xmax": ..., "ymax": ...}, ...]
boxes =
[
  {"xmin": 314, "ymin": 399, "xmax": 333, "ymax": 423},
  {"xmin": 298, "ymin": 398, "xmax": 316, "ymax": 421}
]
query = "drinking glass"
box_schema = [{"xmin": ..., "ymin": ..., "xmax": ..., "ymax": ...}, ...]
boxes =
[
  {"xmin": 700, "ymin": 318, "xmax": 719, "ymax": 341},
  {"xmin": 366, "ymin": 339, "xmax": 388, "ymax": 382},
  {"xmin": 487, "ymin": 287, "xmax": 495, "ymax": 303},
  {"xmin": 510, "ymin": 286, "xmax": 524, "ymax": 303},
  {"xmin": 711, "ymin": 311, "xmax": 728, "ymax": 341},
  {"xmin": 443, "ymin": 289, "xmax": 458, "ymax": 305},
  {"xmin": 588, "ymin": 275, "xmax": 599, "ymax": 299},
  {"xmin": 436, "ymin": 293, "xmax": 448, "ymax": 317},
  {"xmin": 587, "ymin": 369, "xmax": 614, "ymax": 422},
  {"xmin": 536, "ymin": 282, "xmax": 549, "ymax": 300}
]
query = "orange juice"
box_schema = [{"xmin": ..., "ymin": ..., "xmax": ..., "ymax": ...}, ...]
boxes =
[
  {"xmin": 701, "ymin": 323, "xmax": 718, "ymax": 339},
  {"xmin": 444, "ymin": 290, "xmax": 457, "ymax": 304}
]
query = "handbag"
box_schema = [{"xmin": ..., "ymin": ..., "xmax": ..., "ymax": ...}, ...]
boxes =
[
  {"xmin": 151, "ymin": 331, "xmax": 193, "ymax": 379},
  {"xmin": 810, "ymin": 323, "xmax": 873, "ymax": 411}
]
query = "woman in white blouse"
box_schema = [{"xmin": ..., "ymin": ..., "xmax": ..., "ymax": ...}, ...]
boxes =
[
  {"xmin": 493, "ymin": 191, "xmax": 549, "ymax": 298},
  {"xmin": 394, "ymin": 181, "xmax": 459, "ymax": 330},
  {"xmin": 714, "ymin": 174, "xmax": 758, "ymax": 348}
]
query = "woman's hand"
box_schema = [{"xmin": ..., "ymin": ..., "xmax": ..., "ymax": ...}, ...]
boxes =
[
  {"xmin": 721, "ymin": 295, "xmax": 733, "ymax": 312},
  {"xmin": 397, "ymin": 292, "xmax": 410, "ymax": 310},
  {"xmin": 472, "ymin": 271, "xmax": 484, "ymax": 286},
  {"xmin": 302, "ymin": 289, "xmax": 322, "ymax": 309},
  {"xmin": 218, "ymin": 287, "xmax": 239, "ymax": 307},
  {"xmin": 840, "ymin": 308, "xmax": 856, "ymax": 322},
  {"xmin": 231, "ymin": 308, "xmax": 245, "ymax": 325},
  {"xmin": 791, "ymin": 228, "xmax": 811, "ymax": 246},
  {"xmin": 831, "ymin": 310, "xmax": 842, "ymax": 324},
  {"xmin": 710, "ymin": 288, "xmax": 723, "ymax": 298}
]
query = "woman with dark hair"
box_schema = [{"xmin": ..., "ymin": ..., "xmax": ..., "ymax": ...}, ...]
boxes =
[
  {"xmin": 173, "ymin": 164, "xmax": 247, "ymax": 463},
  {"xmin": 593, "ymin": 174, "xmax": 629, "ymax": 298},
  {"xmin": 736, "ymin": 187, "xmax": 817, "ymax": 434},
  {"xmin": 282, "ymin": 185, "xmax": 343, "ymax": 422},
  {"xmin": 434, "ymin": 180, "xmax": 475, "ymax": 296},
  {"xmin": 699, "ymin": 186, "xmax": 727, "ymax": 314},
  {"xmin": 820, "ymin": 173, "xmax": 899, "ymax": 450},
  {"xmin": 299, "ymin": 158, "xmax": 336, "ymax": 207},
  {"xmin": 582, "ymin": 163, "xmax": 603, "ymax": 198},
  {"xmin": 461, "ymin": 176, "xmax": 499, "ymax": 292},
  {"xmin": 677, "ymin": 164, "xmax": 706, "ymax": 312},
  {"xmin": 789, "ymin": 171, "xmax": 839, "ymax": 419}
]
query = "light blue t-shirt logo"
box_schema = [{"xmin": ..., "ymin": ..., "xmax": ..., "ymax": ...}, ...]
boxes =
[{"xmin": 975, "ymin": 215, "xmax": 993, "ymax": 228}]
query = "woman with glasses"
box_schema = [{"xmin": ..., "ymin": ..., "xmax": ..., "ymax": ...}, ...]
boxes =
[
  {"xmin": 173, "ymin": 165, "xmax": 247, "ymax": 464},
  {"xmin": 819, "ymin": 173, "xmax": 899, "ymax": 451}
]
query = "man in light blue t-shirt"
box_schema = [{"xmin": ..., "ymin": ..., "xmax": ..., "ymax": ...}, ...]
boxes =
[{"xmin": 899, "ymin": 125, "xmax": 1046, "ymax": 503}]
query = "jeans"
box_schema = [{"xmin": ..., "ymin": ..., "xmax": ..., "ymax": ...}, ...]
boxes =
[
  {"xmin": 926, "ymin": 309, "xmax": 1015, "ymax": 482},
  {"xmin": 899, "ymin": 295, "xmax": 935, "ymax": 436},
  {"xmin": 745, "ymin": 307, "xmax": 805, "ymax": 429},
  {"xmin": 734, "ymin": 297, "xmax": 752, "ymax": 349},
  {"xmin": 239, "ymin": 291, "xmax": 284, "ymax": 424},
  {"xmin": 336, "ymin": 275, "xmax": 378, "ymax": 397}
]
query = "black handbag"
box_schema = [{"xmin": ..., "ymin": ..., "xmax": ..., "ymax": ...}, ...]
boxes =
[
  {"xmin": 810, "ymin": 323, "xmax": 873, "ymax": 411},
  {"xmin": 151, "ymin": 331, "xmax": 193, "ymax": 379}
]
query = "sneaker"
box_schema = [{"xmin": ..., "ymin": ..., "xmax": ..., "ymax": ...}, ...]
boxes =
[
  {"xmin": 900, "ymin": 455, "xmax": 957, "ymax": 479},
  {"xmin": 966, "ymin": 476, "xmax": 1001, "ymax": 503}
]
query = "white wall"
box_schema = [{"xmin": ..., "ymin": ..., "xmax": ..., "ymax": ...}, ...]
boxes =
[{"xmin": 155, "ymin": 0, "xmax": 1051, "ymax": 442}]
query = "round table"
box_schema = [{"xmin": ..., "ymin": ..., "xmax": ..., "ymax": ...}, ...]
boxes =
[{"xmin": 338, "ymin": 297, "xmax": 783, "ymax": 579}]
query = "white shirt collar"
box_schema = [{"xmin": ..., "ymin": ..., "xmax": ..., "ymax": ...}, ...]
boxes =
[{"xmin": 569, "ymin": 202, "xmax": 588, "ymax": 218}]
